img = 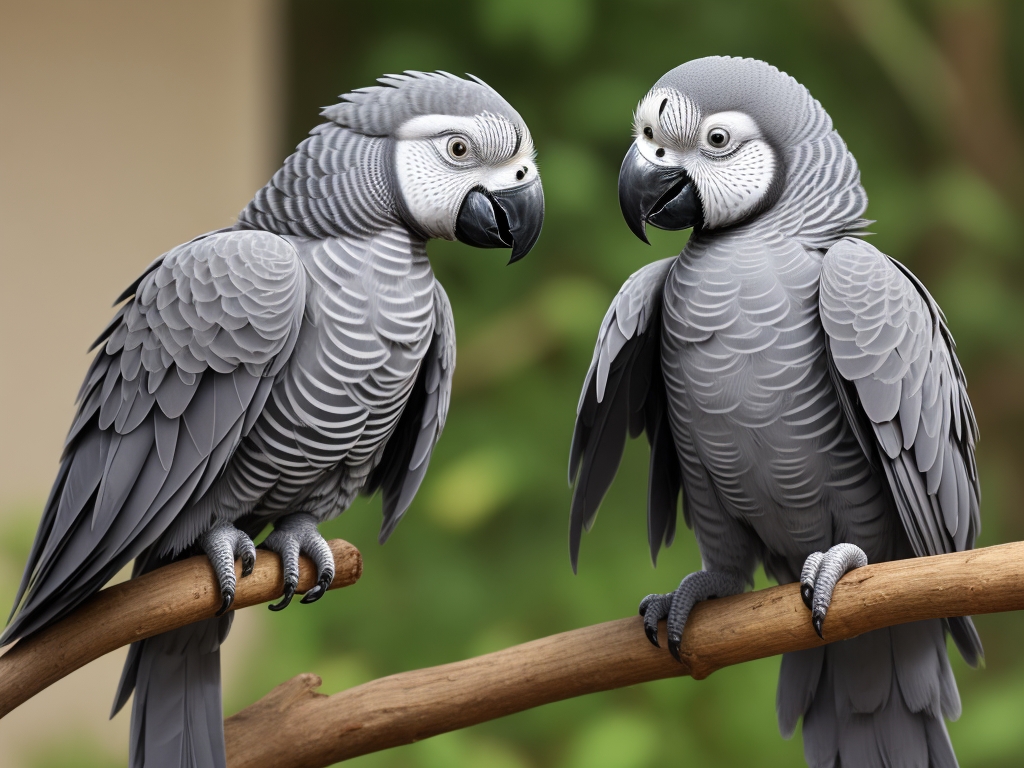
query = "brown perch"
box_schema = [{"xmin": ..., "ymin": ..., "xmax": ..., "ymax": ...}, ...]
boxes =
[
  {"xmin": 1, "ymin": 537, "xmax": 1022, "ymax": 768},
  {"xmin": 0, "ymin": 539, "xmax": 362, "ymax": 718},
  {"xmin": 224, "ymin": 542, "xmax": 1024, "ymax": 768}
]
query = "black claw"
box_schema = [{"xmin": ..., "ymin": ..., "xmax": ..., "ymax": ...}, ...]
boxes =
[
  {"xmin": 668, "ymin": 637, "xmax": 682, "ymax": 663},
  {"xmin": 300, "ymin": 573, "xmax": 333, "ymax": 605},
  {"xmin": 269, "ymin": 582, "xmax": 296, "ymax": 612},
  {"xmin": 812, "ymin": 610, "xmax": 825, "ymax": 638},
  {"xmin": 216, "ymin": 590, "xmax": 234, "ymax": 617},
  {"xmin": 241, "ymin": 552, "xmax": 255, "ymax": 578},
  {"xmin": 644, "ymin": 618, "xmax": 661, "ymax": 647},
  {"xmin": 801, "ymin": 584, "xmax": 814, "ymax": 610}
]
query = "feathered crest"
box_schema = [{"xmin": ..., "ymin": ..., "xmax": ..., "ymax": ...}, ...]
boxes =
[{"xmin": 322, "ymin": 71, "xmax": 525, "ymax": 137}]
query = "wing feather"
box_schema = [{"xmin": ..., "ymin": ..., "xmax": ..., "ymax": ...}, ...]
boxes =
[
  {"xmin": 820, "ymin": 237, "xmax": 981, "ymax": 664},
  {"xmin": 568, "ymin": 258, "xmax": 675, "ymax": 571},
  {"xmin": 3, "ymin": 230, "xmax": 305, "ymax": 643},
  {"xmin": 364, "ymin": 281, "xmax": 455, "ymax": 544}
]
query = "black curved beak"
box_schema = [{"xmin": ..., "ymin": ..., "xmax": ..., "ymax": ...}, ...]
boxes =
[
  {"xmin": 454, "ymin": 179, "xmax": 544, "ymax": 264},
  {"xmin": 618, "ymin": 142, "xmax": 702, "ymax": 244}
]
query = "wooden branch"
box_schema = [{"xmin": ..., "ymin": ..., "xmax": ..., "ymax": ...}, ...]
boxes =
[
  {"xmin": 225, "ymin": 541, "xmax": 1024, "ymax": 768},
  {"xmin": 0, "ymin": 539, "xmax": 362, "ymax": 719}
]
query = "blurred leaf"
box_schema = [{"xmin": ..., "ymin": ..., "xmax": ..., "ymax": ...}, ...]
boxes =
[
  {"xmin": 951, "ymin": 671, "xmax": 1024, "ymax": 765},
  {"xmin": 427, "ymin": 447, "xmax": 518, "ymax": 531},
  {"xmin": 478, "ymin": 0, "xmax": 593, "ymax": 62},
  {"xmin": 565, "ymin": 713, "xmax": 659, "ymax": 768},
  {"xmin": 929, "ymin": 164, "xmax": 1021, "ymax": 256},
  {"xmin": 563, "ymin": 74, "xmax": 650, "ymax": 142},
  {"xmin": 534, "ymin": 275, "xmax": 609, "ymax": 341},
  {"xmin": 540, "ymin": 141, "xmax": 605, "ymax": 215},
  {"xmin": 361, "ymin": 32, "xmax": 465, "ymax": 80},
  {"xmin": 27, "ymin": 734, "xmax": 121, "ymax": 768}
]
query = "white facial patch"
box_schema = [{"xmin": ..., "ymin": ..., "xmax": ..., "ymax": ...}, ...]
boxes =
[
  {"xmin": 687, "ymin": 140, "xmax": 777, "ymax": 229},
  {"xmin": 633, "ymin": 93, "xmax": 779, "ymax": 230},
  {"xmin": 394, "ymin": 113, "xmax": 537, "ymax": 239},
  {"xmin": 687, "ymin": 111, "xmax": 776, "ymax": 229}
]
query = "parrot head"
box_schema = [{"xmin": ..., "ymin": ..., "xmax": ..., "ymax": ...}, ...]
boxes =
[
  {"xmin": 324, "ymin": 71, "xmax": 544, "ymax": 262},
  {"xmin": 618, "ymin": 56, "xmax": 829, "ymax": 241}
]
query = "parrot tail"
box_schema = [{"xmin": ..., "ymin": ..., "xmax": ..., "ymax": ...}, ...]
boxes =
[
  {"xmin": 112, "ymin": 614, "xmax": 233, "ymax": 768},
  {"xmin": 777, "ymin": 620, "xmax": 962, "ymax": 768}
]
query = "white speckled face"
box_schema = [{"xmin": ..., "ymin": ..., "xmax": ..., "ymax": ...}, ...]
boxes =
[
  {"xmin": 394, "ymin": 113, "xmax": 538, "ymax": 239},
  {"xmin": 633, "ymin": 90, "xmax": 778, "ymax": 229}
]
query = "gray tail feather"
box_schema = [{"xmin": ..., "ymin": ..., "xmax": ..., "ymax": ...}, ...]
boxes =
[
  {"xmin": 777, "ymin": 620, "xmax": 961, "ymax": 768},
  {"xmin": 112, "ymin": 614, "xmax": 233, "ymax": 768},
  {"xmin": 946, "ymin": 615, "xmax": 983, "ymax": 668}
]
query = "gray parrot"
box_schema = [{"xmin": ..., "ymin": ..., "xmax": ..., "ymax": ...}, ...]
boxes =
[
  {"xmin": 569, "ymin": 57, "xmax": 980, "ymax": 767},
  {"xmin": 4, "ymin": 71, "xmax": 543, "ymax": 768}
]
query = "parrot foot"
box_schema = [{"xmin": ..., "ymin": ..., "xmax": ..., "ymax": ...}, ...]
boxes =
[
  {"xmin": 201, "ymin": 522, "xmax": 257, "ymax": 616},
  {"xmin": 638, "ymin": 570, "xmax": 746, "ymax": 662},
  {"xmin": 261, "ymin": 513, "xmax": 334, "ymax": 612},
  {"xmin": 800, "ymin": 543, "xmax": 868, "ymax": 637}
]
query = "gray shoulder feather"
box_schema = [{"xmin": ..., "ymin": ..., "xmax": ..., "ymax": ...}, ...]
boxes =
[
  {"xmin": 820, "ymin": 237, "xmax": 983, "ymax": 664},
  {"xmin": 820, "ymin": 237, "xmax": 979, "ymax": 558}
]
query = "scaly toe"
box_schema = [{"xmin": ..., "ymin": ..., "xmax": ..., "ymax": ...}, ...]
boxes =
[
  {"xmin": 800, "ymin": 551, "xmax": 825, "ymax": 611},
  {"xmin": 639, "ymin": 593, "xmax": 669, "ymax": 647},
  {"xmin": 239, "ymin": 542, "xmax": 256, "ymax": 578},
  {"xmin": 638, "ymin": 594, "xmax": 656, "ymax": 616},
  {"xmin": 644, "ymin": 615, "xmax": 661, "ymax": 647},
  {"xmin": 201, "ymin": 522, "xmax": 254, "ymax": 616},
  {"xmin": 262, "ymin": 512, "xmax": 334, "ymax": 610},
  {"xmin": 806, "ymin": 543, "xmax": 868, "ymax": 635}
]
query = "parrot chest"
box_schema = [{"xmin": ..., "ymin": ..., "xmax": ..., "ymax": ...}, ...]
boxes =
[
  {"xmin": 253, "ymin": 230, "xmax": 436, "ymax": 479},
  {"xmin": 661, "ymin": 235, "xmax": 825, "ymax": 425},
  {"xmin": 660, "ymin": 236, "xmax": 885, "ymax": 556}
]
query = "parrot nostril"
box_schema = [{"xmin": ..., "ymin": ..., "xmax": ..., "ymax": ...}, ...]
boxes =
[
  {"xmin": 656, "ymin": 148, "xmax": 665, "ymax": 158},
  {"xmin": 516, "ymin": 168, "xmax": 526, "ymax": 181}
]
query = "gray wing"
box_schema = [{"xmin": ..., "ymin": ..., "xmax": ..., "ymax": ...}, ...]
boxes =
[
  {"xmin": 365, "ymin": 281, "xmax": 455, "ymax": 543},
  {"xmin": 820, "ymin": 238, "xmax": 980, "ymax": 557},
  {"xmin": 568, "ymin": 257, "xmax": 677, "ymax": 571},
  {"xmin": 820, "ymin": 238, "xmax": 983, "ymax": 662},
  {"xmin": 3, "ymin": 230, "xmax": 305, "ymax": 642}
]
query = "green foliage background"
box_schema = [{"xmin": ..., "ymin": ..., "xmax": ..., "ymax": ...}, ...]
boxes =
[{"xmin": 11, "ymin": 0, "xmax": 1024, "ymax": 765}]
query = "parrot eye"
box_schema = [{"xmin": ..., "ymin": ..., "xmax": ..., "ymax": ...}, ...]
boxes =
[
  {"xmin": 447, "ymin": 137, "xmax": 469, "ymax": 159},
  {"xmin": 643, "ymin": 126, "xmax": 654, "ymax": 140},
  {"xmin": 707, "ymin": 128, "xmax": 730, "ymax": 148}
]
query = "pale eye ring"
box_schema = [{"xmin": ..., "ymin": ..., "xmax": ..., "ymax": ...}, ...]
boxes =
[
  {"xmin": 707, "ymin": 127, "xmax": 730, "ymax": 148},
  {"xmin": 447, "ymin": 137, "xmax": 469, "ymax": 159}
]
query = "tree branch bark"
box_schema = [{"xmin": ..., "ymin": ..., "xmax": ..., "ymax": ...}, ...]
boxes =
[
  {"xmin": 224, "ymin": 541, "xmax": 1024, "ymax": 768},
  {"xmin": 0, "ymin": 539, "xmax": 362, "ymax": 719}
]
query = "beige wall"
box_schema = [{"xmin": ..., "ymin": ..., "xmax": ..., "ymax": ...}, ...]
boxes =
[
  {"xmin": 0, "ymin": 1, "xmax": 283, "ymax": 763},
  {"xmin": 0, "ymin": 0, "xmax": 284, "ymax": 503}
]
